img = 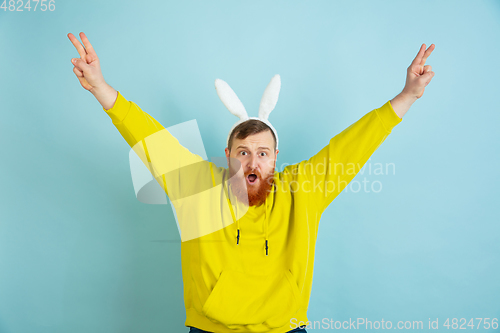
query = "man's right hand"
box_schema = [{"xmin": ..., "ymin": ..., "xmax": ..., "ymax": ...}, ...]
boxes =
[{"xmin": 68, "ymin": 32, "xmax": 118, "ymax": 110}]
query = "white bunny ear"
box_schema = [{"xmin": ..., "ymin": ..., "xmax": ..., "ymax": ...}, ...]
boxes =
[
  {"xmin": 258, "ymin": 74, "xmax": 281, "ymax": 121},
  {"xmin": 215, "ymin": 78, "xmax": 249, "ymax": 121}
]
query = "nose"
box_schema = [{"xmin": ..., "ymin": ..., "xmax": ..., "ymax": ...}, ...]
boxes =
[{"xmin": 247, "ymin": 154, "xmax": 259, "ymax": 171}]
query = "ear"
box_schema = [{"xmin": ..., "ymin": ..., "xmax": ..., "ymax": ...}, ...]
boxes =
[
  {"xmin": 258, "ymin": 74, "xmax": 281, "ymax": 121},
  {"xmin": 215, "ymin": 78, "xmax": 249, "ymax": 121},
  {"xmin": 225, "ymin": 147, "xmax": 230, "ymax": 165}
]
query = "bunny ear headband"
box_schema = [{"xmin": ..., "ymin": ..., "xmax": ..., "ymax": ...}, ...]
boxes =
[{"xmin": 215, "ymin": 74, "xmax": 281, "ymax": 151}]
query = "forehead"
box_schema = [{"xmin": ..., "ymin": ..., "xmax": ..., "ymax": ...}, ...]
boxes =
[{"xmin": 233, "ymin": 131, "xmax": 274, "ymax": 149}]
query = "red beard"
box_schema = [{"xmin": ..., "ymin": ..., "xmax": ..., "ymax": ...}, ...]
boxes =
[{"xmin": 227, "ymin": 166, "xmax": 275, "ymax": 207}]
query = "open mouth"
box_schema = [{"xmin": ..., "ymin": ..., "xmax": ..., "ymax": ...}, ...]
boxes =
[{"xmin": 246, "ymin": 173, "xmax": 258, "ymax": 184}]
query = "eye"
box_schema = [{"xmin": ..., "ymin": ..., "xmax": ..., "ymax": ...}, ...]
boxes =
[
  {"xmin": 260, "ymin": 152, "xmax": 267, "ymax": 156},
  {"xmin": 240, "ymin": 151, "xmax": 247, "ymax": 156}
]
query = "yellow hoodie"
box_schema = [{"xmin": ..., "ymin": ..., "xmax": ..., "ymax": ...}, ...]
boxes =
[{"xmin": 103, "ymin": 91, "xmax": 402, "ymax": 332}]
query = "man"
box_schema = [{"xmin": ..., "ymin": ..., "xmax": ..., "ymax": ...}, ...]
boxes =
[{"xmin": 68, "ymin": 32, "xmax": 435, "ymax": 333}]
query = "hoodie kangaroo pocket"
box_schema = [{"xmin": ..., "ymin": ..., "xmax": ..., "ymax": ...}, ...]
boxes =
[{"xmin": 201, "ymin": 269, "xmax": 301, "ymax": 330}]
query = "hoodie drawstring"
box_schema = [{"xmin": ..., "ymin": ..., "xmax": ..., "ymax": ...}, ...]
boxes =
[
  {"xmin": 237, "ymin": 220, "xmax": 240, "ymax": 245},
  {"xmin": 265, "ymin": 196, "xmax": 269, "ymax": 256},
  {"xmin": 222, "ymin": 172, "xmax": 239, "ymax": 245}
]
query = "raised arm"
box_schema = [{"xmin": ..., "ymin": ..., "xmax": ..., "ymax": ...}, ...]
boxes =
[
  {"xmin": 284, "ymin": 43, "xmax": 436, "ymax": 214},
  {"xmin": 67, "ymin": 32, "xmax": 215, "ymax": 199},
  {"xmin": 284, "ymin": 101, "xmax": 402, "ymax": 214}
]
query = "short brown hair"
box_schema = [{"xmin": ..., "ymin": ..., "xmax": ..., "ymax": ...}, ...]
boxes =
[{"xmin": 228, "ymin": 119, "xmax": 277, "ymax": 153}]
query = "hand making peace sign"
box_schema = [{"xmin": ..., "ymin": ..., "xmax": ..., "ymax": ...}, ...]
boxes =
[
  {"xmin": 402, "ymin": 43, "xmax": 435, "ymax": 99},
  {"xmin": 67, "ymin": 32, "xmax": 107, "ymax": 92}
]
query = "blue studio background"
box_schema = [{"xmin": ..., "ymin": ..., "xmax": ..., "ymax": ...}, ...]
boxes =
[{"xmin": 0, "ymin": 0, "xmax": 499, "ymax": 332}]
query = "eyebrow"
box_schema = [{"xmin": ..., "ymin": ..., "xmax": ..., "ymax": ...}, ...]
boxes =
[{"xmin": 236, "ymin": 145, "xmax": 270, "ymax": 151}]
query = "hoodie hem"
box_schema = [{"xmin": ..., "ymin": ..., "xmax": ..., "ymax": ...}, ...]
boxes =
[{"xmin": 185, "ymin": 307, "xmax": 309, "ymax": 333}]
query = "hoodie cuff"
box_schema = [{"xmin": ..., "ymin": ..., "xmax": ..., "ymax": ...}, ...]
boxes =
[
  {"xmin": 375, "ymin": 100, "xmax": 402, "ymax": 133},
  {"xmin": 103, "ymin": 91, "xmax": 131, "ymax": 124}
]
